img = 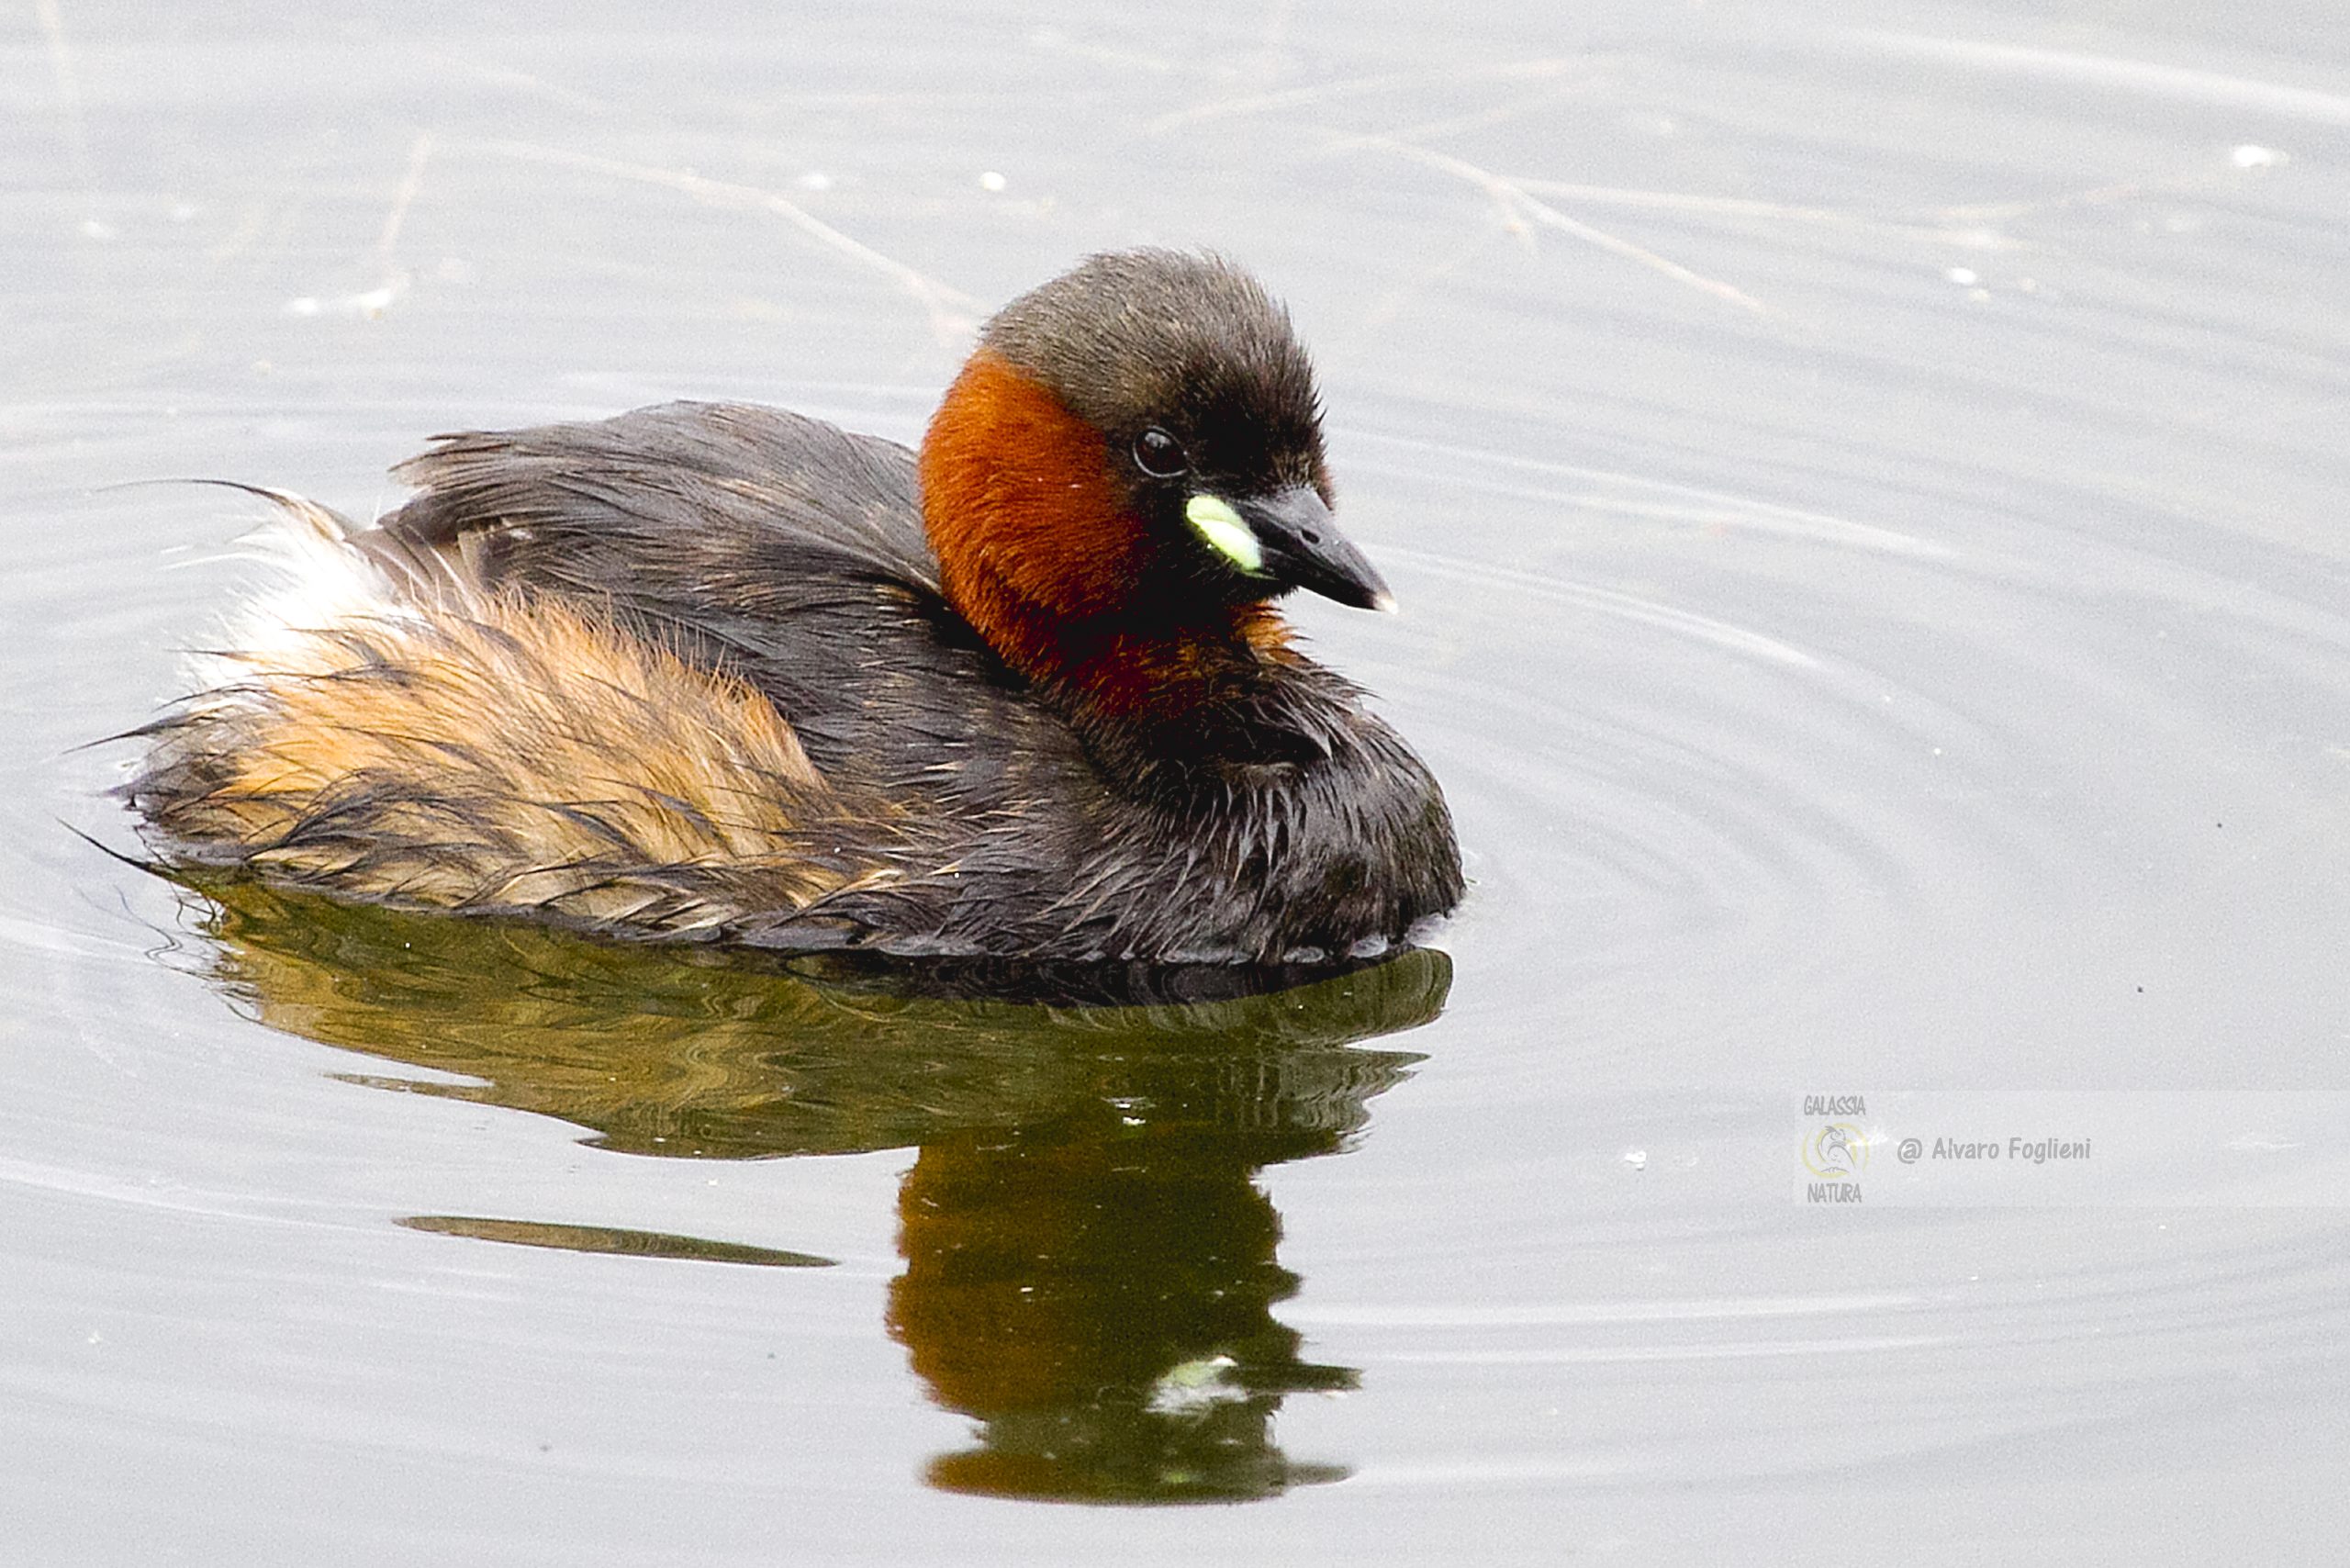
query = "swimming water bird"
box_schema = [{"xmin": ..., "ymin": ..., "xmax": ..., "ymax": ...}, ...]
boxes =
[{"xmin": 128, "ymin": 250, "xmax": 1463, "ymax": 964}]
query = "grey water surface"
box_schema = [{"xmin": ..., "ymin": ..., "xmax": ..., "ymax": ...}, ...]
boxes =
[{"xmin": 6, "ymin": 1, "xmax": 2349, "ymax": 1562}]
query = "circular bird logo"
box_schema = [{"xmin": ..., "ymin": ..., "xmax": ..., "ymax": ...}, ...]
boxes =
[{"xmin": 1803, "ymin": 1122, "xmax": 1869, "ymax": 1179}]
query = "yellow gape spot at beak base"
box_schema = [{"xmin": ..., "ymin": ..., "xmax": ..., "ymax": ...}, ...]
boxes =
[{"xmin": 1184, "ymin": 494, "xmax": 1263, "ymax": 574}]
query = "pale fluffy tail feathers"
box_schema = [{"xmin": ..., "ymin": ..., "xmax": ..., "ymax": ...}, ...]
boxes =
[{"xmin": 132, "ymin": 491, "xmax": 899, "ymax": 934}]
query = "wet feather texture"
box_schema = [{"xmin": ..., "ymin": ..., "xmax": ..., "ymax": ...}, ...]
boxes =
[
  {"xmin": 127, "ymin": 252, "xmax": 1463, "ymax": 961},
  {"xmin": 132, "ymin": 537, "xmax": 912, "ymax": 933}
]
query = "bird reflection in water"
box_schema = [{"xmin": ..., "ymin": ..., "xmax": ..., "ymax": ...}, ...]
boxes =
[{"xmin": 177, "ymin": 880, "xmax": 1452, "ymax": 1504}]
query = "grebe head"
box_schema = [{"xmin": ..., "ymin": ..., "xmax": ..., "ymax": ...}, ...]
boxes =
[{"xmin": 919, "ymin": 252, "xmax": 1393, "ymax": 690}]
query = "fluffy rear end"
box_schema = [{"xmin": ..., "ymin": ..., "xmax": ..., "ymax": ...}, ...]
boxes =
[{"xmin": 130, "ymin": 495, "xmax": 900, "ymax": 935}]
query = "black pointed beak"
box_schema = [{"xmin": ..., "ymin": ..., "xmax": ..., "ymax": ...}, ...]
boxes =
[{"xmin": 1240, "ymin": 487, "xmax": 1396, "ymax": 612}]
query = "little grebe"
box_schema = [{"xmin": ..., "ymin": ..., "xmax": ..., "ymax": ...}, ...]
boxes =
[{"xmin": 129, "ymin": 250, "xmax": 1463, "ymax": 963}]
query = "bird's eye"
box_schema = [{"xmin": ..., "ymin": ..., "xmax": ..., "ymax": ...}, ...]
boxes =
[{"xmin": 1132, "ymin": 427, "xmax": 1188, "ymax": 478}]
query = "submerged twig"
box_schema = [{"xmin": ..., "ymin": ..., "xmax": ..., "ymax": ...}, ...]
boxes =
[
  {"xmin": 1332, "ymin": 135, "xmax": 1774, "ymax": 318},
  {"xmin": 1147, "ymin": 56, "xmax": 1581, "ymax": 132},
  {"xmin": 35, "ymin": 0, "xmax": 90, "ymax": 186},
  {"xmin": 476, "ymin": 140, "xmax": 983, "ymax": 345},
  {"xmin": 1503, "ymin": 176, "xmax": 2020, "ymax": 249},
  {"xmin": 376, "ymin": 132, "xmax": 435, "ymax": 264}
]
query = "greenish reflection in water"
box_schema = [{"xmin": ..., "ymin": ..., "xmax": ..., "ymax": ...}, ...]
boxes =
[
  {"xmin": 397, "ymin": 1214, "xmax": 834, "ymax": 1267},
  {"xmin": 183, "ymin": 881, "xmax": 1452, "ymax": 1504}
]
